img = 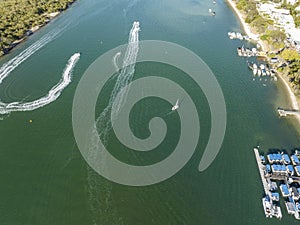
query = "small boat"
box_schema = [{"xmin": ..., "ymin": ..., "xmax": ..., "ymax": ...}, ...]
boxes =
[
  {"xmin": 250, "ymin": 62, "xmax": 258, "ymax": 75},
  {"xmin": 237, "ymin": 47, "xmax": 242, "ymax": 56},
  {"xmin": 257, "ymin": 69, "xmax": 262, "ymax": 76},
  {"xmin": 228, "ymin": 32, "xmax": 236, "ymax": 39},
  {"xmin": 236, "ymin": 32, "xmax": 243, "ymax": 40},
  {"xmin": 247, "ymin": 61, "xmax": 253, "ymax": 70},
  {"xmin": 209, "ymin": 9, "xmax": 216, "ymax": 16},
  {"xmin": 172, "ymin": 99, "xmax": 179, "ymax": 111},
  {"xmin": 253, "ymin": 68, "xmax": 258, "ymax": 75}
]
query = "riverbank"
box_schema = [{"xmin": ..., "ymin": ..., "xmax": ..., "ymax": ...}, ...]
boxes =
[
  {"xmin": 226, "ymin": 0, "xmax": 300, "ymax": 125},
  {"xmin": 226, "ymin": 0, "xmax": 263, "ymax": 48},
  {"xmin": 0, "ymin": 0, "xmax": 77, "ymax": 57}
]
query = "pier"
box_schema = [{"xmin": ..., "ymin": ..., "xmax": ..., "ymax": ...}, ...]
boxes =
[
  {"xmin": 278, "ymin": 109, "xmax": 300, "ymax": 117},
  {"xmin": 254, "ymin": 148, "xmax": 270, "ymax": 194},
  {"xmin": 254, "ymin": 147, "xmax": 283, "ymax": 219}
]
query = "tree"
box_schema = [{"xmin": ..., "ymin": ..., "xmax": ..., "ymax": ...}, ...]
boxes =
[{"xmin": 280, "ymin": 49, "xmax": 300, "ymax": 61}]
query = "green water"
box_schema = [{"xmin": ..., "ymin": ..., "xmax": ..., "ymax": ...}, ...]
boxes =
[{"xmin": 0, "ymin": 0, "xmax": 299, "ymax": 224}]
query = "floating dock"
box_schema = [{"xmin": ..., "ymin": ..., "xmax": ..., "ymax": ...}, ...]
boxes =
[
  {"xmin": 254, "ymin": 148, "xmax": 271, "ymax": 194},
  {"xmin": 254, "ymin": 147, "xmax": 300, "ymax": 220},
  {"xmin": 278, "ymin": 109, "xmax": 300, "ymax": 117},
  {"xmin": 254, "ymin": 147, "xmax": 282, "ymax": 219}
]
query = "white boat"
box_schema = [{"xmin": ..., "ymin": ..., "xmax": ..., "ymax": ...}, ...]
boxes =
[
  {"xmin": 257, "ymin": 69, "xmax": 262, "ymax": 76},
  {"xmin": 209, "ymin": 8, "xmax": 212, "ymax": 13},
  {"xmin": 236, "ymin": 32, "xmax": 243, "ymax": 40},
  {"xmin": 228, "ymin": 32, "xmax": 236, "ymax": 39},
  {"xmin": 253, "ymin": 68, "xmax": 258, "ymax": 75},
  {"xmin": 172, "ymin": 99, "xmax": 179, "ymax": 111}
]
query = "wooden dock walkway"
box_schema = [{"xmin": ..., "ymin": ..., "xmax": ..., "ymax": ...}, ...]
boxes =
[
  {"xmin": 253, "ymin": 147, "xmax": 270, "ymax": 195},
  {"xmin": 278, "ymin": 109, "xmax": 300, "ymax": 117}
]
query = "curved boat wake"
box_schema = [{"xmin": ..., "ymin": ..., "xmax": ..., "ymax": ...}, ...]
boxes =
[
  {"xmin": 0, "ymin": 53, "xmax": 80, "ymax": 115},
  {"xmin": 112, "ymin": 51, "xmax": 122, "ymax": 71},
  {"xmin": 0, "ymin": 29, "xmax": 62, "ymax": 84}
]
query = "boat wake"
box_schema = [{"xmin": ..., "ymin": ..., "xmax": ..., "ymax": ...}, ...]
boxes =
[
  {"xmin": 0, "ymin": 53, "xmax": 80, "ymax": 115},
  {"xmin": 95, "ymin": 21, "xmax": 140, "ymax": 143},
  {"xmin": 112, "ymin": 51, "xmax": 122, "ymax": 71},
  {"xmin": 0, "ymin": 29, "xmax": 62, "ymax": 84}
]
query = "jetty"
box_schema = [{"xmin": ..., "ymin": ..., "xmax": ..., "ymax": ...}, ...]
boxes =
[
  {"xmin": 254, "ymin": 147, "xmax": 282, "ymax": 219},
  {"xmin": 254, "ymin": 148, "xmax": 270, "ymax": 194},
  {"xmin": 278, "ymin": 108, "xmax": 300, "ymax": 117}
]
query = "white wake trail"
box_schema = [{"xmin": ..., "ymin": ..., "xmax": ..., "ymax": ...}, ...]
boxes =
[
  {"xmin": 112, "ymin": 51, "xmax": 122, "ymax": 71},
  {"xmin": 0, "ymin": 29, "xmax": 61, "ymax": 84},
  {"xmin": 95, "ymin": 21, "xmax": 140, "ymax": 142},
  {"xmin": 0, "ymin": 53, "xmax": 80, "ymax": 115}
]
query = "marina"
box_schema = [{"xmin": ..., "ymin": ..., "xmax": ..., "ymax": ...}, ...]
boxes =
[
  {"xmin": 228, "ymin": 31, "xmax": 249, "ymax": 41},
  {"xmin": 227, "ymin": 31, "xmax": 278, "ymax": 81},
  {"xmin": 237, "ymin": 46, "xmax": 257, "ymax": 57},
  {"xmin": 247, "ymin": 62, "xmax": 277, "ymax": 80},
  {"xmin": 254, "ymin": 147, "xmax": 300, "ymax": 220}
]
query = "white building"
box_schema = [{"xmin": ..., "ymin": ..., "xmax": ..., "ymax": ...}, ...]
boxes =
[
  {"xmin": 258, "ymin": 2, "xmax": 300, "ymax": 45},
  {"xmin": 286, "ymin": 0, "xmax": 298, "ymax": 5}
]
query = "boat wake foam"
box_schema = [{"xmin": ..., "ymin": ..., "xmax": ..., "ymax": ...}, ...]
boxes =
[
  {"xmin": 112, "ymin": 51, "xmax": 122, "ymax": 71},
  {"xmin": 0, "ymin": 53, "xmax": 80, "ymax": 115},
  {"xmin": 0, "ymin": 29, "xmax": 61, "ymax": 84},
  {"xmin": 95, "ymin": 21, "xmax": 140, "ymax": 143}
]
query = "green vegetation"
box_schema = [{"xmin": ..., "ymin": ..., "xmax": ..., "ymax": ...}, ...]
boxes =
[
  {"xmin": 278, "ymin": 49, "xmax": 300, "ymax": 91},
  {"xmin": 0, "ymin": 0, "xmax": 76, "ymax": 55},
  {"xmin": 280, "ymin": 49, "xmax": 300, "ymax": 61},
  {"xmin": 235, "ymin": 0, "xmax": 286, "ymax": 50},
  {"xmin": 261, "ymin": 29, "xmax": 286, "ymax": 49}
]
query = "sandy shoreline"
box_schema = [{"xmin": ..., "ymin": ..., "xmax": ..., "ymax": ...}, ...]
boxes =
[{"xmin": 226, "ymin": 0, "xmax": 300, "ymax": 123}]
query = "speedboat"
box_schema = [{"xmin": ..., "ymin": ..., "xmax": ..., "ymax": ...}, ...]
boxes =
[{"xmin": 172, "ymin": 99, "xmax": 179, "ymax": 111}]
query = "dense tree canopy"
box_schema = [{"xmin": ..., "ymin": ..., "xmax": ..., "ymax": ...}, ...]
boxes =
[{"xmin": 0, "ymin": 0, "xmax": 76, "ymax": 55}]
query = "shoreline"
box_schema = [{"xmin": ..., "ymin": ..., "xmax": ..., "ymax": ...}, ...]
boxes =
[
  {"xmin": 226, "ymin": 0, "xmax": 300, "ymax": 125},
  {"xmin": 0, "ymin": 1, "xmax": 76, "ymax": 57}
]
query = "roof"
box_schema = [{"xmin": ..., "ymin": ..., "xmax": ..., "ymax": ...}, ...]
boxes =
[
  {"xmin": 281, "ymin": 184, "xmax": 290, "ymax": 195},
  {"xmin": 272, "ymin": 164, "xmax": 286, "ymax": 171},
  {"xmin": 268, "ymin": 153, "xmax": 283, "ymax": 161},
  {"xmin": 287, "ymin": 28, "xmax": 300, "ymax": 43},
  {"xmin": 283, "ymin": 154, "xmax": 291, "ymax": 163},
  {"xmin": 287, "ymin": 165, "xmax": 294, "ymax": 172},
  {"xmin": 272, "ymin": 192, "xmax": 279, "ymax": 198},
  {"xmin": 292, "ymin": 155, "xmax": 300, "ymax": 164}
]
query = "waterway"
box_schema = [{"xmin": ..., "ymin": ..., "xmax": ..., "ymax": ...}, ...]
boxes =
[{"xmin": 0, "ymin": 0, "xmax": 299, "ymax": 224}]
